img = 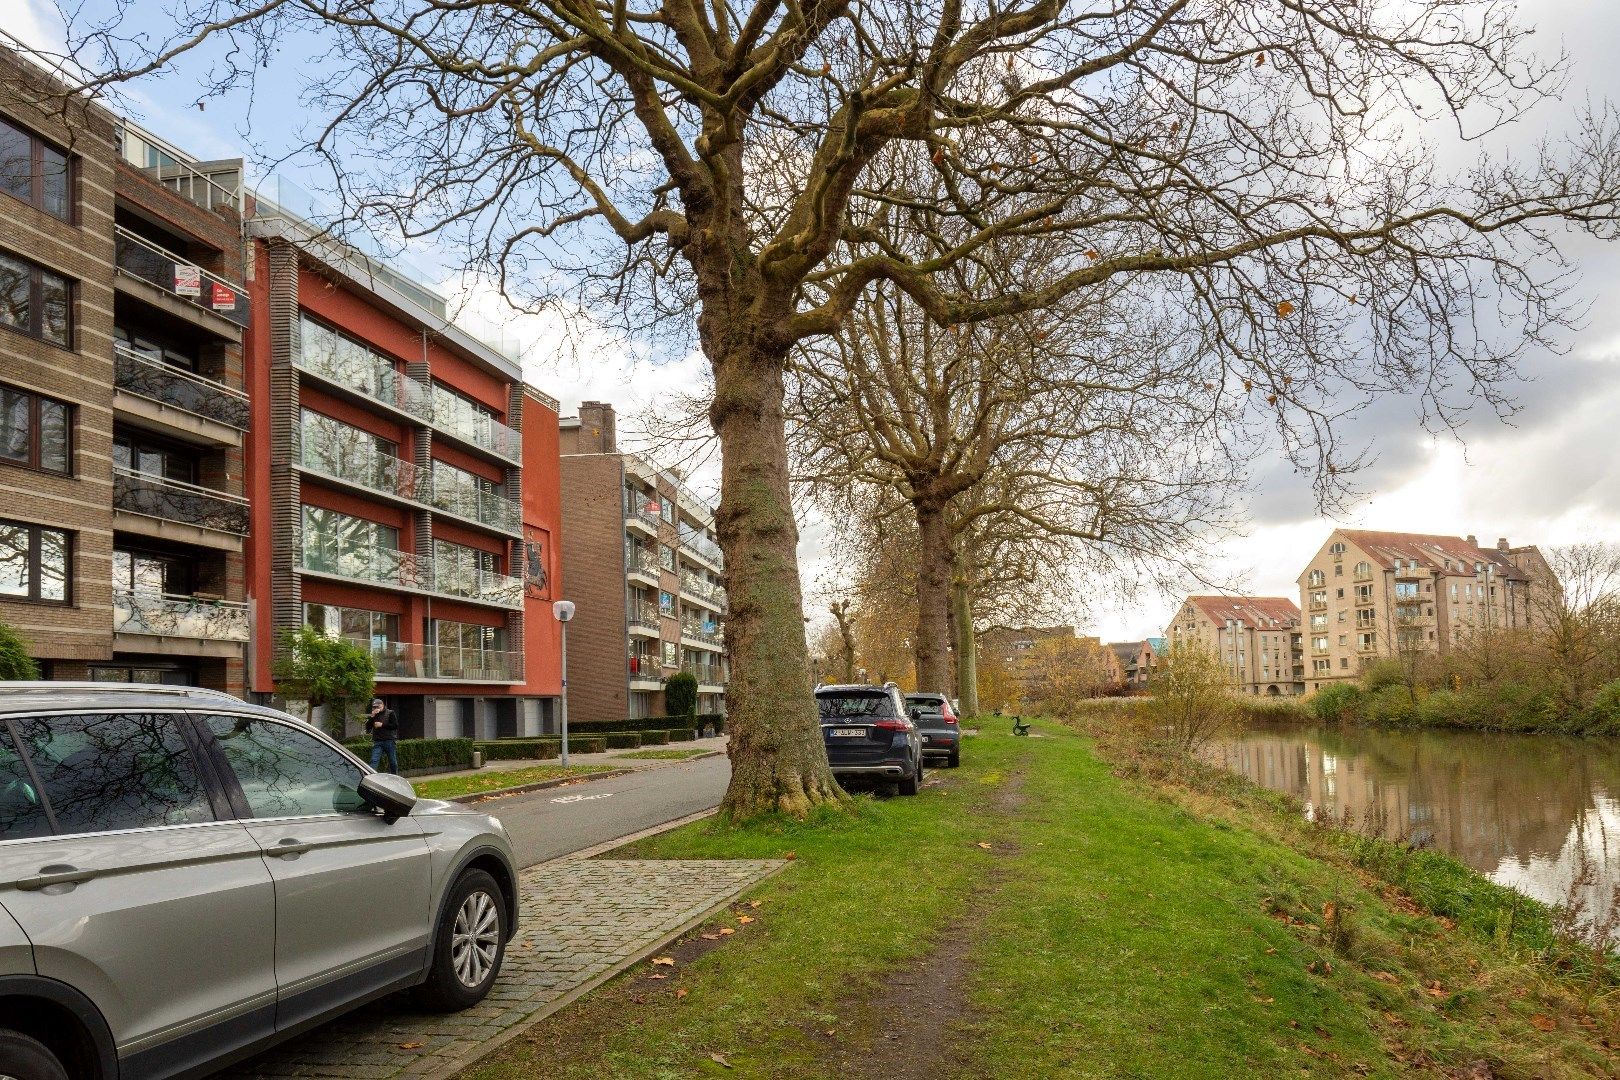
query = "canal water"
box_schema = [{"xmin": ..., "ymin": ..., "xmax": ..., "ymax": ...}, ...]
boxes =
[{"xmin": 1205, "ymin": 724, "xmax": 1620, "ymax": 941}]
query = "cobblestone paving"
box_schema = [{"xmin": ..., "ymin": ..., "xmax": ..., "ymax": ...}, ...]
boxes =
[{"xmin": 223, "ymin": 858, "xmax": 786, "ymax": 1080}]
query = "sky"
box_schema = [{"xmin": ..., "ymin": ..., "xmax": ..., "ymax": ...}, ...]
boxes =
[{"xmin": 13, "ymin": 0, "xmax": 1620, "ymax": 643}]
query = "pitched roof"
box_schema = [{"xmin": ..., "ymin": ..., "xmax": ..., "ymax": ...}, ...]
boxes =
[
  {"xmin": 1185, "ymin": 595, "xmax": 1301, "ymax": 628},
  {"xmin": 1336, "ymin": 530, "xmax": 1530, "ymax": 582},
  {"xmin": 1107, "ymin": 641, "xmax": 1143, "ymax": 664}
]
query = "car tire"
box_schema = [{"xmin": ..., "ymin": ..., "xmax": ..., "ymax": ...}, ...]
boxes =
[
  {"xmin": 898, "ymin": 757, "xmax": 921, "ymax": 796},
  {"xmin": 0, "ymin": 1030, "xmax": 69, "ymax": 1080},
  {"xmin": 948, "ymin": 749, "xmax": 961, "ymax": 768},
  {"xmin": 414, "ymin": 869, "xmax": 508, "ymax": 1012}
]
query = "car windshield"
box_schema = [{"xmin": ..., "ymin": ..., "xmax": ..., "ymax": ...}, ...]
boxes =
[{"xmin": 817, "ymin": 692, "xmax": 894, "ymax": 720}]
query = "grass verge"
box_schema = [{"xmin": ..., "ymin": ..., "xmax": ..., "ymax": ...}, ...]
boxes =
[
  {"xmin": 411, "ymin": 763, "xmax": 614, "ymax": 800},
  {"xmin": 460, "ymin": 727, "xmax": 1617, "ymax": 1079},
  {"xmin": 616, "ymin": 748, "xmax": 711, "ymax": 761}
]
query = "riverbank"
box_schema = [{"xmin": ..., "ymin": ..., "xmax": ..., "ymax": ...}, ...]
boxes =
[{"xmin": 460, "ymin": 726, "xmax": 1617, "ymax": 1079}]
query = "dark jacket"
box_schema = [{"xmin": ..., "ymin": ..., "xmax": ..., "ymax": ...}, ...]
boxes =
[{"xmin": 368, "ymin": 707, "xmax": 399, "ymax": 743}]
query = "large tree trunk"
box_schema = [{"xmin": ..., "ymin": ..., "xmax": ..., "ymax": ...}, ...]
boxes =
[
  {"xmin": 711, "ymin": 346, "xmax": 845, "ymax": 817},
  {"xmin": 913, "ymin": 499, "xmax": 955, "ymax": 693},
  {"xmin": 953, "ymin": 570, "xmax": 979, "ymax": 717}
]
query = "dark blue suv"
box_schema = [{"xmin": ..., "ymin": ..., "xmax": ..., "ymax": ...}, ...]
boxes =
[{"xmin": 816, "ymin": 683, "xmax": 924, "ymax": 796}]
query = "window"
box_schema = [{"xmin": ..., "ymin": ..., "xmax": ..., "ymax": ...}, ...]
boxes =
[
  {"xmin": 1355, "ymin": 584, "xmax": 1373, "ymax": 603},
  {"xmin": 1340, "ymin": 657, "xmax": 1349, "ymax": 669},
  {"xmin": 434, "ymin": 538, "xmax": 500, "ymax": 586},
  {"xmin": 659, "ymin": 590, "xmax": 675, "ymax": 615},
  {"xmin": 816, "ymin": 692, "xmax": 895, "ymax": 719},
  {"xmin": 1307, "ymin": 570, "xmax": 1324, "ymax": 587},
  {"xmin": 87, "ymin": 664, "xmax": 193, "ymax": 685},
  {"xmin": 1309, "ymin": 590, "xmax": 1327, "ymax": 605},
  {"xmin": 1395, "ymin": 581, "xmax": 1418, "ymax": 599},
  {"xmin": 1310, "ymin": 614, "xmax": 1326, "ymax": 629},
  {"xmin": 202, "ymin": 715, "xmax": 366, "ymax": 818},
  {"xmin": 662, "ymin": 639, "xmax": 678, "ymax": 666},
  {"xmin": 1355, "ymin": 561, "xmax": 1371, "ymax": 576},
  {"xmin": 113, "ymin": 431, "xmax": 197, "ymax": 484},
  {"xmin": 114, "ymin": 548, "xmax": 192, "ymax": 596},
  {"xmin": 300, "ymin": 315, "xmax": 400, "ymax": 399},
  {"xmin": 1330, "ymin": 542, "xmax": 1346, "ymax": 555},
  {"xmin": 305, "ymin": 603, "xmax": 400, "ymax": 646},
  {"xmin": 0, "ymin": 518, "xmax": 69, "ymax": 603},
  {"xmin": 659, "ymin": 544, "xmax": 676, "ymax": 571},
  {"xmin": 0, "ymin": 116, "xmax": 71, "ymax": 220},
  {"xmin": 432, "ymin": 458, "xmax": 501, "ymax": 516},
  {"xmin": 302, "ymin": 409, "xmax": 399, "ymax": 476},
  {"xmin": 0, "ymin": 384, "xmax": 70, "ymax": 474},
  {"xmin": 0, "ymin": 251, "xmax": 70, "ymax": 346},
  {"xmin": 661, "ymin": 499, "xmax": 675, "ymax": 525},
  {"xmin": 1334, "ymin": 564, "xmax": 1342, "ymax": 577},
  {"xmin": 7, "ymin": 712, "xmax": 212, "ymax": 835},
  {"xmin": 1357, "ymin": 632, "xmax": 1376, "ymax": 651},
  {"xmin": 1312, "ymin": 635, "xmax": 1328, "ymax": 650},
  {"xmin": 0, "ymin": 721, "xmax": 51, "ymax": 839}
]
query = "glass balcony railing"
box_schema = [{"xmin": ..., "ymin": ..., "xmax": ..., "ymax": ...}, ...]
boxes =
[
  {"xmin": 680, "ymin": 531, "xmax": 724, "ymax": 570},
  {"xmin": 431, "ymin": 474, "xmax": 521, "ymax": 534},
  {"xmin": 432, "ymin": 563, "xmax": 526, "ymax": 608},
  {"xmin": 627, "ymin": 553, "xmax": 661, "ymax": 580},
  {"xmin": 681, "ymin": 622, "xmax": 724, "ymax": 648},
  {"xmin": 629, "ymin": 604, "xmax": 661, "ymax": 632},
  {"xmin": 114, "ymin": 343, "xmax": 249, "ymax": 431},
  {"xmin": 354, "ymin": 639, "xmax": 523, "ymax": 682},
  {"xmin": 682, "ymin": 663, "xmax": 726, "ymax": 687},
  {"xmin": 433, "ymin": 390, "xmax": 521, "ymax": 461},
  {"xmin": 301, "ymin": 532, "xmax": 430, "ymax": 590},
  {"xmin": 114, "ymin": 226, "xmax": 250, "ymax": 327},
  {"xmin": 113, "ymin": 467, "xmax": 250, "ymax": 535},
  {"xmin": 299, "ymin": 424, "xmax": 426, "ymax": 503},
  {"xmin": 624, "ymin": 501, "xmax": 661, "ymax": 532},
  {"xmin": 680, "ymin": 572, "xmax": 726, "ymax": 607},
  {"xmin": 113, "ymin": 590, "xmax": 250, "ymax": 642},
  {"xmin": 295, "ymin": 341, "xmax": 434, "ymax": 423},
  {"xmin": 628, "ymin": 656, "xmax": 664, "ymax": 681}
]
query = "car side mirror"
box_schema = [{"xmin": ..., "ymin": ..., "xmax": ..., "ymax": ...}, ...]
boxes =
[
  {"xmin": 358, "ymin": 772, "xmax": 417, "ymax": 823},
  {"xmin": 908, "ymin": 707, "xmax": 922, "ymax": 721}
]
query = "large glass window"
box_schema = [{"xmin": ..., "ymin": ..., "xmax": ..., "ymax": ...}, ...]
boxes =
[
  {"xmin": 114, "ymin": 548, "xmax": 192, "ymax": 596},
  {"xmin": 7, "ymin": 713, "xmax": 212, "ymax": 835},
  {"xmin": 433, "ymin": 538, "xmax": 500, "ymax": 591},
  {"xmin": 0, "ymin": 518, "xmax": 69, "ymax": 603},
  {"xmin": 202, "ymin": 715, "xmax": 366, "ymax": 818},
  {"xmin": 113, "ymin": 431, "xmax": 196, "ymax": 484},
  {"xmin": 0, "ymin": 116, "xmax": 71, "ymax": 220},
  {"xmin": 299, "ymin": 315, "xmax": 401, "ymax": 401},
  {"xmin": 301, "ymin": 506, "xmax": 401, "ymax": 581},
  {"xmin": 0, "ymin": 384, "xmax": 69, "ymax": 474},
  {"xmin": 0, "ymin": 721, "xmax": 52, "ymax": 840},
  {"xmin": 0, "ymin": 252, "xmax": 70, "ymax": 346},
  {"xmin": 305, "ymin": 602, "xmax": 399, "ymax": 646}
]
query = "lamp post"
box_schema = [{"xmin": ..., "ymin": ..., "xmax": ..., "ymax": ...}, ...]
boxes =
[{"xmin": 553, "ymin": 600, "xmax": 576, "ymax": 766}]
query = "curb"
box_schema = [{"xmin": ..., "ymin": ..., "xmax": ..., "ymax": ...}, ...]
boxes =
[
  {"xmin": 425, "ymin": 858, "xmax": 791, "ymax": 1080},
  {"xmin": 448, "ymin": 746, "xmax": 727, "ymax": 805},
  {"xmin": 543, "ymin": 805, "xmax": 722, "ymax": 865}
]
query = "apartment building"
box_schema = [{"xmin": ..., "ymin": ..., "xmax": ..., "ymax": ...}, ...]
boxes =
[
  {"xmin": 1163, "ymin": 596, "xmax": 1306, "ymax": 695},
  {"xmin": 1, "ymin": 43, "xmax": 253, "ymax": 693},
  {"xmin": 1296, "ymin": 529, "xmax": 1555, "ymax": 693},
  {"xmin": 1107, "ymin": 640, "xmax": 1158, "ymax": 690},
  {"xmin": 558, "ymin": 402, "xmax": 728, "ymax": 721},
  {"xmin": 241, "ymin": 187, "xmax": 564, "ymax": 737}
]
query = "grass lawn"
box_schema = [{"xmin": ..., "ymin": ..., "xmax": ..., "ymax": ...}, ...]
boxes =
[
  {"xmin": 462, "ymin": 726, "xmax": 1618, "ymax": 1079},
  {"xmin": 616, "ymin": 748, "xmax": 711, "ymax": 761},
  {"xmin": 411, "ymin": 763, "xmax": 614, "ymax": 801}
]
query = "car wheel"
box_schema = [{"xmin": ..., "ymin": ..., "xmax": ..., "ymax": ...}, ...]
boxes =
[
  {"xmin": 897, "ymin": 758, "xmax": 921, "ymax": 796},
  {"xmin": 0, "ymin": 1030, "xmax": 69, "ymax": 1080},
  {"xmin": 415, "ymin": 869, "xmax": 508, "ymax": 1012},
  {"xmin": 948, "ymin": 749, "xmax": 961, "ymax": 768}
]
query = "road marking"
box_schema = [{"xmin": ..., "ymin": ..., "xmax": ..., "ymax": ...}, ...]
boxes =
[{"xmin": 551, "ymin": 791, "xmax": 617, "ymax": 804}]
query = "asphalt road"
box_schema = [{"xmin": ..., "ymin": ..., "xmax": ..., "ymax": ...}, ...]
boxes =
[{"xmin": 486, "ymin": 753, "xmax": 732, "ymax": 867}]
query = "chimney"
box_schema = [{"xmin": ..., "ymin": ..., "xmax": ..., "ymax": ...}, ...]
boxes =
[
  {"xmin": 577, "ymin": 401, "xmax": 617, "ymax": 454},
  {"xmin": 1497, "ymin": 537, "xmax": 1509, "ymax": 551},
  {"xmin": 1466, "ymin": 534, "xmax": 1478, "ymax": 547}
]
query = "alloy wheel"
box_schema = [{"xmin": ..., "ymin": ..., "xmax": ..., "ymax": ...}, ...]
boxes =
[{"xmin": 450, "ymin": 890, "xmax": 501, "ymax": 989}]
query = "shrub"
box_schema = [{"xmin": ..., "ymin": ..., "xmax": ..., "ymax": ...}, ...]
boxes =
[
  {"xmin": 569, "ymin": 716, "xmax": 686, "ymax": 735},
  {"xmin": 1239, "ymin": 697, "xmax": 1311, "ymax": 724},
  {"xmin": 697, "ymin": 713, "xmax": 725, "ymax": 736},
  {"xmin": 667, "ymin": 727, "xmax": 696, "ymax": 742},
  {"xmin": 1363, "ymin": 684, "xmax": 1418, "ymax": 726},
  {"xmin": 0, "ymin": 621, "xmax": 39, "ymax": 680},
  {"xmin": 475, "ymin": 739, "xmax": 562, "ymax": 761},
  {"xmin": 345, "ymin": 737, "xmax": 473, "ymax": 771},
  {"xmin": 275, "ymin": 626, "xmax": 376, "ymax": 738},
  {"xmin": 1578, "ymin": 679, "xmax": 1620, "ymax": 736},
  {"xmin": 1311, "ymin": 682, "xmax": 1363, "ymax": 723},
  {"xmin": 1455, "ymin": 681, "xmax": 1557, "ymax": 732},
  {"xmin": 1416, "ymin": 689, "xmax": 1462, "ymax": 728},
  {"xmin": 603, "ymin": 732, "xmax": 643, "ymax": 749},
  {"xmin": 664, "ymin": 671, "xmax": 698, "ymax": 720},
  {"xmin": 1361, "ymin": 660, "xmax": 1409, "ymax": 692},
  {"xmin": 562, "ymin": 736, "xmax": 608, "ymax": 754}
]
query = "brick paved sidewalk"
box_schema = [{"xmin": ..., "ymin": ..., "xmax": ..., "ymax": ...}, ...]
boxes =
[{"xmin": 223, "ymin": 857, "xmax": 785, "ymax": 1079}]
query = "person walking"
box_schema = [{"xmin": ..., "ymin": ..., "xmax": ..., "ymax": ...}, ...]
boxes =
[{"xmin": 366, "ymin": 697, "xmax": 400, "ymax": 773}]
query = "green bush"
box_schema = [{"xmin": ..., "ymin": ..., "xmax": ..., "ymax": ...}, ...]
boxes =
[
  {"xmin": 604, "ymin": 732, "xmax": 643, "ymax": 749},
  {"xmin": 1416, "ymin": 689, "xmax": 1461, "ymax": 728},
  {"xmin": 1363, "ymin": 684, "xmax": 1418, "ymax": 726},
  {"xmin": 345, "ymin": 737, "xmax": 473, "ymax": 771},
  {"xmin": 666, "ymin": 727, "xmax": 696, "ymax": 742},
  {"xmin": 1238, "ymin": 697, "xmax": 1311, "ymax": 723},
  {"xmin": 475, "ymin": 739, "xmax": 561, "ymax": 761},
  {"xmin": 638, "ymin": 729, "xmax": 671, "ymax": 745},
  {"xmin": 1578, "ymin": 679, "xmax": 1620, "ymax": 736},
  {"xmin": 1455, "ymin": 682, "xmax": 1557, "ymax": 733},
  {"xmin": 569, "ymin": 716, "xmax": 686, "ymax": 735},
  {"xmin": 664, "ymin": 671, "xmax": 698, "ymax": 719},
  {"xmin": 1311, "ymin": 682, "xmax": 1362, "ymax": 723},
  {"xmin": 0, "ymin": 621, "xmax": 39, "ymax": 680},
  {"xmin": 276, "ymin": 626, "xmax": 376, "ymax": 738},
  {"xmin": 561, "ymin": 736, "xmax": 608, "ymax": 754},
  {"xmin": 1361, "ymin": 660, "xmax": 1409, "ymax": 692},
  {"xmin": 698, "ymin": 713, "xmax": 725, "ymax": 736}
]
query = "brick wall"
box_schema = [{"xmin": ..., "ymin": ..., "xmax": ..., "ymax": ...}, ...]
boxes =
[{"xmin": 558, "ymin": 453, "xmax": 631, "ymax": 721}]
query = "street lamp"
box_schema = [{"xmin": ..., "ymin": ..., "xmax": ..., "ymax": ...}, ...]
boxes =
[{"xmin": 553, "ymin": 600, "xmax": 576, "ymax": 765}]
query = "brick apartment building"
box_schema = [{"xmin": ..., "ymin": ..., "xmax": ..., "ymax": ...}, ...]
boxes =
[
  {"xmin": 242, "ymin": 187, "xmax": 564, "ymax": 738},
  {"xmin": 1163, "ymin": 596, "xmax": 1306, "ymax": 695},
  {"xmin": 1107, "ymin": 640, "xmax": 1158, "ymax": 690},
  {"xmin": 1296, "ymin": 529, "xmax": 1556, "ymax": 693},
  {"xmin": 2, "ymin": 44, "xmax": 252, "ymax": 693},
  {"xmin": 557, "ymin": 402, "xmax": 728, "ymax": 721}
]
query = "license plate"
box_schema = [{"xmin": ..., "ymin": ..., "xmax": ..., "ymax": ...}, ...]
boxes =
[
  {"xmin": 830, "ymin": 727, "xmax": 866, "ymax": 737},
  {"xmin": 923, "ymin": 736, "xmax": 935, "ymax": 743}
]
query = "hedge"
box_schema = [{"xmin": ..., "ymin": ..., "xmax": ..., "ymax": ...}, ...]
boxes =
[
  {"xmin": 698, "ymin": 713, "xmax": 724, "ymax": 735},
  {"xmin": 603, "ymin": 732, "xmax": 643, "ymax": 749},
  {"xmin": 667, "ymin": 727, "xmax": 696, "ymax": 742},
  {"xmin": 565, "ymin": 715, "xmax": 694, "ymax": 734},
  {"xmin": 344, "ymin": 737, "xmax": 473, "ymax": 772},
  {"xmin": 633, "ymin": 729, "xmax": 668, "ymax": 745},
  {"xmin": 475, "ymin": 739, "xmax": 561, "ymax": 761}
]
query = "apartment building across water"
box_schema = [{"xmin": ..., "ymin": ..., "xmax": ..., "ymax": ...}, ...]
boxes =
[{"xmin": 1163, "ymin": 596, "xmax": 1306, "ymax": 696}]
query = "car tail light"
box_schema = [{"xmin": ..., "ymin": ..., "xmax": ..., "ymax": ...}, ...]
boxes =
[
  {"xmin": 944, "ymin": 715, "xmax": 958, "ymax": 725},
  {"xmin": 872, "ymin": 718, "xmax": 909, "ymax": 731}
]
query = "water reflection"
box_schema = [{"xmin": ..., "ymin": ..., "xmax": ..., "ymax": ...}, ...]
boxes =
[{"xmin": 1206, "ymin": 724, "xmax": 1620, "ymax": 941}]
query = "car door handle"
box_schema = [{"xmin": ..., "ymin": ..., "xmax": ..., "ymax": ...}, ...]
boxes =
[
  {"xmin": 14, "ymin": 864, "xmax": 98, "ymax": 891},
  {"xmin": 270, "ymin": 838, "xmax": 316, "ymax": 858}
]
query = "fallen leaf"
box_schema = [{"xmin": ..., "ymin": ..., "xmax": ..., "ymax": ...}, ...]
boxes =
[
  {"xmin": 677, "ymin": 988, "xmax": 690, "ymax": 1000},
  {"xmin": 719, "ymin": 927, "xmax": 736, "ymax": 936},
  {"xmin": 1425, "ymin": 983, "xmax": 1449, "ymax": 999},
  {"xmin": 737, "ymin": 915, "xmax": 755, "ymax": 925},
  {"xmin": 710, "ymin": 1052, "xmax": 734, "ymax": 1068},
  {"xmin": 748, "ymin": 899, "xmax": 763, "ymax": 908},
  {"xmin": 1255, "ymin": 52, "xmax": 1266, "ymax": 67},
  {"xmin": 783, "ymin": 852, "xmax": 797, "ymax": 861},
  {"xmin": 1253, "ymin": 995, "xmax": 1275, "ymax": 1004},
  {"xmin": 651, "ymin": 956, "xmax": 676, "ymax": 967},
  {"xmin": 824, "ymin": 1029, "xmax": 836, "ymax": 1037},
  {"xmin": 647, "ymin": 973, "xmax": 668, "ymax": 980},
  {"xmin": 701, "ymin": 933, "xmax": 721, "ymax": 940},
  {"xmin": 977, "ymin": 842, "xmax": 993, "ymax": 849},
  {"xmin": 1372, "ymin": 971, "xmax": 1398, "ymax": 984},
  {"xmin": 1264, "ymin": 947, "xmax": 1277, "ymax": 955},
  {"xmin": 1530, "ymin": 1014, "xmax": 1556, "ymax": 1032},
  {"xmin": 399, "ymin": 1042, "xmax": 424, "ymax": 1050}
]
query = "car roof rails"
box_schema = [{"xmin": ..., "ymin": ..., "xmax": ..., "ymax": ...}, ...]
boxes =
[{"xmin": 0, "ymin": 682, "xmax": 241, "ymax": 702}]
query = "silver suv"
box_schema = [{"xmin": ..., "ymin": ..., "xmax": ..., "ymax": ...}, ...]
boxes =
[{"xmin": 0, "ymin": 684, "xmax": 518, "ymax": 1080}]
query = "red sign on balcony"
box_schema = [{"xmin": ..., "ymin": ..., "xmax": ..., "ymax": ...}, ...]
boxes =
[{"xmin": 211, "ymin": 281, "xmax": 237, "ymax": 311}]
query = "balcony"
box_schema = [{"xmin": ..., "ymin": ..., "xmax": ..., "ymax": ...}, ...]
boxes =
[
  {"xmin": 680, "ymin": 532, "xmax": 724, "ymax": 571},
  {"xmin": 433, "ymin": 391, "xmax": 521, "ymax": 462},
  {"xmin": 680, "ymin": 572, "xmax": 726, "ymax": 609},
  {"xmin": 300, "ymin": 425, "xmax": 425, "ymax": 504},
  {"xmin": 301, "ymin": 532, "xmax": 430, "ymax": 591},
  {"xmin": 627, "ymin": 553, "xmax": 661, "ymax": 582},
  {"xmin": 433, "ymin": 562, "xmax": 526, "ymax": 608},
  {"xmin": 431, "ymin": 473, "xmax": 521, "ymax": 535},
  {"xmin": 296, "ymin": 342, "xmax": 433, "ymax": 423},
  {"xmin": 625, "ymin": 504, "xmax": 661, "ymax": 535},
  {"xmin": 113, "ymin": 590, "xmax": 250, "ymax": 642},
  {"xmin": 114, "ymin": 467, "xmax": 250, "ymax": 536},
  {"xmin": 683, "ymin": 663, "xmax": 726, "ymax": 690},
  {"xmin": 629, "ymin": 605, "xmax": 661, "ymax": 634},
  {"xmin": 628, "ymin": 657, "xmax": 665, "ymax": 684},
  {"xmin": 363, "ymin": 640, "xmax": 523, "ymax": 683},
  {"xmin": 114, "ymin": 344, "xmax": 249, "ymax": 433},
  {"xmin": 681, "ymin": 622, "xmax": 724, "ymax": 649},
  {"xmin": 114, "ymin": 226, "xmax": 250, "ymax": 328}
]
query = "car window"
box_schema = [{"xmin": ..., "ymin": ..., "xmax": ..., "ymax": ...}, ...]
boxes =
[
  {"xmin": 7, "ymin": 713, "xmax": 213, "ymax": 835},
  {"xmin": 202, "ymin": 715, "xmax": 367, "ymax": 818},
  {"xmin": 816, "ymin": 693, "xmax": 895, "ymax": 719},
  {"xmin": 0, "ymin": 722, "xmax": 50, "ymax": 840}
]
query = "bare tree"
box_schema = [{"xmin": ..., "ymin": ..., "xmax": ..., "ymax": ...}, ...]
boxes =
[
  {"xmin": 1537, "ymin": 543, "xmax": 1620, "ymax": 716},
  {"xmin": 1139, "ymin": 638, "xmax": 1238, "ymax": 754},
  {"xmin": 1025, "ymin": 634, "xmax": 1117, "ymax": 717},
  {"xmin": 60, "ymin": 0, "xmax": 1620, "ymax": 816},
  {"xmin": 828, "ymin": 599, "xmax": 857, "ymax": 683}
]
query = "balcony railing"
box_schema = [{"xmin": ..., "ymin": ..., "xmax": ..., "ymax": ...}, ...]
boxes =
[
  {"xmin": 301, "ymin": 532, "xmax": 430, "ymax": 591},
  {"xmin": 680, "ymin": 572, "xmax": 725, "ymax": 607},
  {"xmin": 628, "ymin": 656, "xmax": 665, "ymax": 681},
  {"xmin": 680, "ymin": 532, "xmax": 724, "ymax": 569},
  {"xmin": 627, "ymin": 553, "xmax": 661, "ymax": 580},
  {"xmin": 114, "ymin": 226, "xmax": 250, "ymax": 327},
  {"xmin": 433, "ymin": 391, "xmax": 522, "ymax": 461},
  {"xmin": 114, "ymin": 344, "xmax": 249, "ymax": 431},
  {"xmin": 296, "ymin": 343, "xmax": 434, "ymax": 423},
  {"xmin": 682, "ymin": 663, "xmax": 725, "ymax": 687},
  {"xmin": 113, "ymin": 590, "xmax": 250, "ymax": 642},
  {"xmin": 431, "ymin": 474, "xmax": 521, "ymax": 534},
  {"xmin": 629, "ymin": 605, "xmax": 661, "ymax": 632},
  {"xmin": 433, "ymin": 562, "xmax": 526, "ymax": 608},
  {"xmin": 360, "ymin": 640, "xmax": 523, "ymax": 682},
  {"xmin": 625, "ymin": 505, "xmax": 661, "ymax": 532},
  {"xmin": 300, "ymin": 424, "xmax": 425, "ymax": 503},
  {"xmin": 113, "ymin": 467, "xmax": 250, "ymax": 535},
  {"xmin": 681, "ymin": 623, "xmax": 724, "ymax": 648}
]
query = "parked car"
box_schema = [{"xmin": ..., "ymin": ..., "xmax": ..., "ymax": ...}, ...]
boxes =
[
  {"xmin": 0, "ymin": 683, "xmax": 518, "ymax": 1080},
  {"xmin": 905, "ymin": 692, "xmax": 962, "ymax": 768},
  {"xmin": 815, "ymin": 683, "xmax": 924, "ymax": 795}
]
